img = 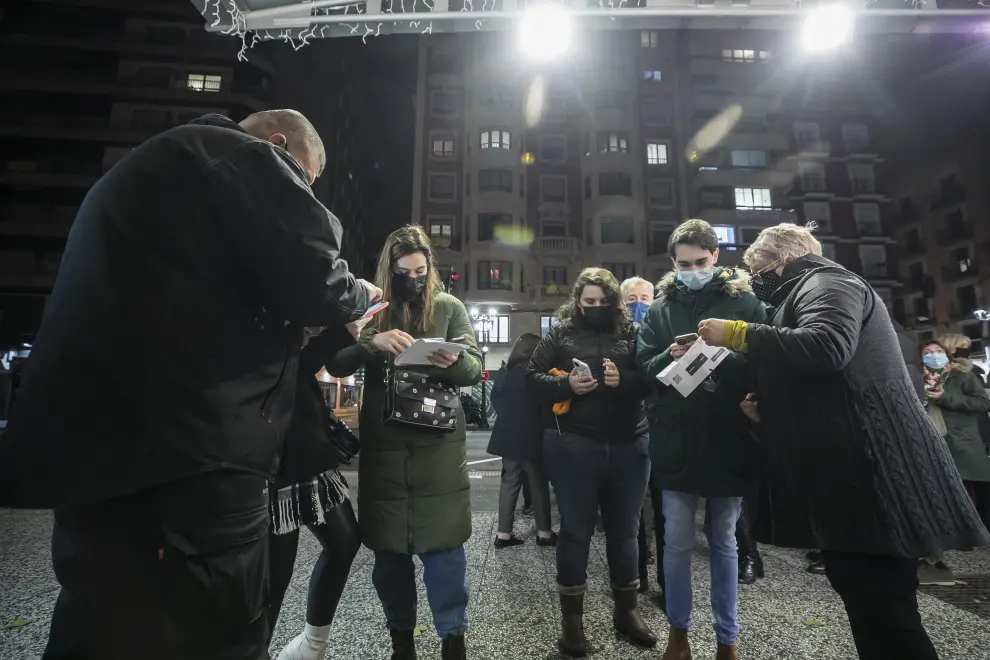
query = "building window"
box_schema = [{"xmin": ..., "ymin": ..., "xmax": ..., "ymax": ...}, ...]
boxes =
[
  {"xmin": 721, "ymin": 49, "xmax": 769, "ymax": 63},
  {"xmin": 544, "ymin": 94, "xmax": 566, "ymax": 123},
  {"xmin": 739, "ymin": 227, "xmax": 762, "ymax": 245},
  {"xmin": 428, "ymin": 173, "xmax": 456, "ymax": 202},
  {"xmin": 843, "ymin": 123, "xmax": 870, "ymax": 152},
  {"xmin": 848, "ymin": 164, "xmax": 876, "ymax": 194},
  {"xmin": 647, "ymin": 179, "xmax": 675, "ymax": 208},
  {"xmin": 431, "ymin": 134, "xmax": 455, "ymax": 158},
  {"xmin": 541, "ymin": 219, "xmax": 568, "ymax": 237},
  {"xmin": 646, "ymin": 142, "xmax": 669, "ymax": 165},
  {"xmin": 540, "ymin": 135, "xmax": 567, "ymax": 163},
  {"xmin": 650, "ymin": 223, "xmax": 674, "ymax": 256},
  {"xmin": 858, "ymin": 244, "xmax": 888, "ymax": 279},
  {"xmin": 599, "ymin": 173, "xmax": 632, "ymax": 197},
  {"xmin": 583, "ymin": 176, "xmax": 591, "ymax": 200},
  {"xmin": 730, "ymin": 150, "xmax": 766, "ymax": 167},
  {"xmin": 641, "ymin": 30, "xmax": 660, "ymax": 48},
  {"xmin": 854, "ymin": 203, "xmax": 882, "ymax": 235},
  {"xmin": 544, "ymin": 266, "xmax": 567, "ymax": 286},
  {"xmin": 478, "ymin": 213, "xmax": 511, "ymax": 241},
  {"xmin": 427, "ymin": 217, "xmax": 453, "ymax": 240},
  {"xmin": 598, "ymin": 132, "xmax": 629, "ymax": 153},
  {"xmin": 540, "ymin": 315, "xmax": 558, "ymax": 337},
  {"xmin": 475, "ymin": 85, "xmax": 512, "ymax": 108},
  {"xmin": 480, "ymin": 129, "xmax": 511, "ymax": 150},
  {"xmin": 477, "ymin": 261, "xmax": 513, "ymax": 291},
  {"xmin": 799, "ymin": 162, "xmax": 827, "ymax": 191},
  {"xmin": 793, "ymin": 122, "xmax": 821, "ymax": 147},
  {"xmin": 540, "ymin": 176, "xmax": 567, "ymax": 203},
  {"xmin": 713, "ymin": 226, "xmax": 736, "ymax": 245},
  {"xmin": 476, "ymin": 314, "xmax": 511, "ymax": 344},
  {"xmin": 603, "ymin": 263, "xmax": 636, "ymax": 281},
  {"xmin": 478, "ymin": 168, "xmax": 512, "ymax": 193},
  {"xmin": 803, "ymin": 201, "xmax": 832, "ymax": 232},
  {"xmin": 734, "ymin": 187, "xmax": 772, "ymax": 209},
  {"xmin": 643, "ymin": 70, "xmax": 662, "ymax": 82},
  {"xmin": 594, "ymin": 89, "xmax": 629, "ymax": 111},
  {"xmin": 430, "ymin": 90, "xmax": 459, "ymax": 117},
  {"xmin": 186, "ymin": 73, "xmax": 222, "ymax": 92},
  {"xmin": 642, "ymin": 98, "xmax": 672, "ymax": 126},
  {"xmin": 601, "ymin": 216, "xmax": 635, "ymax": 244},
  {"xmin": 957, "ymin": 285, "xmax": 978, "ymax": 317}
]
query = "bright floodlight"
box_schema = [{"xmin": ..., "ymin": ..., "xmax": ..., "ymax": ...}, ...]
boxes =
[
  {"xmin": 802, "ymin": 5, "xmax": 853, "ymax": 53},
  {"xmin": 519, "ymin": 5, "xmax": 573, "ymax": 60}
]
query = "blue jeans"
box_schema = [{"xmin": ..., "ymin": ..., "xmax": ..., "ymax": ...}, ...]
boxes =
[
  {"xmin": 371, "ymin": 546, "xmax": 469, "ymax": 637},
  {"xmin": 662, "ymin": 491, "xmax": 742, "ymax": 645},
  {"xmin": 543, "ymin": 431, "xmax": 651, "ymax": 590}
]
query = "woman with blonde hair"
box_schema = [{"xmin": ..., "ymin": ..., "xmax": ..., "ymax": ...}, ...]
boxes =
[
  {"xmin": 330, "ymin": 225, "xmax": 482, "ymax": 660},
  {"xmin": 527, "ymin": 267, "xmax": 655, "ymax": 656},
  {"xmin": 698, "ymin": 222, "xmax": 989, "ymax": 660}
]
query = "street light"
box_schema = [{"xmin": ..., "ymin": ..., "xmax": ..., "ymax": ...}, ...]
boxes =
[
  {"xmin": 471, "ymin": 308, "xmax": 499, "ymax": 429},
  {"xmin": 974, "ymin": 309, "xmax": 990, "ymax": 363},
  {"xmin": 802, "ymin": 4, "xmax": 854, "ymax": 54}
]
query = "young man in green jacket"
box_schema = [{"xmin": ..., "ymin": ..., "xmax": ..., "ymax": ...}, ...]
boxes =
[{"xmin": 636, "ymin": 219, "xmax": 766, "ymax": 660}]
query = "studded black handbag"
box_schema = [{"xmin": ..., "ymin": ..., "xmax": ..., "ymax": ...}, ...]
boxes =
[{"xmin": 383, "ymin": 362, "xmax": 460, "ymax": 432}]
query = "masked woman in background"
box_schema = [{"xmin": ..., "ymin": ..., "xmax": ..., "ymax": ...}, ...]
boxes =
[
  {"xmin": 527, "ymin": 267, "xmax": 655, "ymax": 657},
  {"xmin": 330, "ymin": 225, "xmax": 482, "ymax": 660}
]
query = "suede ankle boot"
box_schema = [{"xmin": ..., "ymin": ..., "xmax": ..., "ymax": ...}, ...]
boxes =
[{"xmin": 612, "ymin": 583, "xmax": 657, "ymax": 647}]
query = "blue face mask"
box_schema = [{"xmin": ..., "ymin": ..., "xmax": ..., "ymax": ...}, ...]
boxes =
[
  {"xmin": 677, "ymin": 267, "xmax": 714, "ymax": 291},
  {"xmin": 626, "ymin": 301, "xmax": 649, "ymax": 323},
  {"xmin": 923, "ymin": 353, "xmax": 949, "ymax": 370}
]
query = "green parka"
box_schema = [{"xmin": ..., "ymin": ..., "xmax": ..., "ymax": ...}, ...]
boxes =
[
  {"xmin": 934, "ymin": 361, "xmax": 990, "ymax": 483},
  {"xmin": 330, "ymin": 292, "xmax": 483, "ymax": 555}
]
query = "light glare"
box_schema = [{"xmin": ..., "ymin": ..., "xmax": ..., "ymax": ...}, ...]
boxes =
[
  {"xmin": 802, "ymin": 5, "xmax": 853, "ymax": 53},
  {"xmin": 519, "ymin": 5, "xmax": 573, "ymax": 60}
]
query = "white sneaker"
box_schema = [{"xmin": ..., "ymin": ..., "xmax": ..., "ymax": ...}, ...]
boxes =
[{"xmin": 276, "ymin": 632, "xmax": 329, "ymax": 660}]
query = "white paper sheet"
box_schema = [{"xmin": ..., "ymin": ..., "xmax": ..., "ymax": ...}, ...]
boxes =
[
  {"xmin": 394, "ymin": 338, "xmax": 470, "ymax": 367},
  {"xmin": 656, "ymin": 339, "xmax": 730, "ymax": 397}
]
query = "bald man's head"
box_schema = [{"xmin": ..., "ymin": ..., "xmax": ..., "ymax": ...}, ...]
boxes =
[{"xmin": 240, "ymin": 109, "xmax": 325, "ymax": 185}]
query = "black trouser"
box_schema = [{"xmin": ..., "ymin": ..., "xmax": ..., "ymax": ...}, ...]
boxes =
[
  {"xmin": 821, "ymin": 551, "xmax": 938, "ymax": 660},
  {"xmin": 267, "ymin": 499, "xmax": 360, "ymax": 639},
  {"xmin": 735, "ymin": 498, "xmax": 759, "ymax": 559},
  {"xmin": 43, "ymin": 470, "xmax": 271, "ymax": 660}
]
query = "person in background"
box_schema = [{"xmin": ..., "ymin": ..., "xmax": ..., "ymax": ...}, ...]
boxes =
[
  {"xmin": 0, "ymin": 110, "xmax": 378, "ymax": 660},
  {"xmin": 699, "ymin": 222, "xmax": 989, "ymax": 660},
  {"xmin": 636, "ymin": 219, "xmax": 765, "ymax": 660},
  {"xmin": 268, "ymin": 321, "xmax": 367, "ymax": 660},
  {"xmin": 527, "ymin": 268, "xmax": 656, "ymax": 657},
  {"xmin": 919, "ymin": 339, "xmax": 990, "ymax": 582},
  {"xmin": 621, "ymin": 276, "xmax": 660, "ymax": 592},
  {"xmin": 330, "ymin": 225, "xmax": 482, "ymax": 660},
  {"xmin": 488, "ymin": 333, "xmax": 557, "ymax": 549},
  {"xmin": 493, "ymin": 361, "xmax": 534, "ymax": 517}
]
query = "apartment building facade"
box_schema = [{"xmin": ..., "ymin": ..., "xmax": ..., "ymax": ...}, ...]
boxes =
[
  {"xmin": 410, "ymin": 28, "xmax": 896, "ymax": 363},
  {"xmin": 891, "ymin": 141, "xmax": 990, "ymax": 350}
]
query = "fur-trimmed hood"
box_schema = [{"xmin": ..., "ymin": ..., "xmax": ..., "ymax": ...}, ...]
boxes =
[
  {"xmin": 656, "ymin": 267, "xmax": 753, "ymax": 299},
  {"xmin": 949, "ymin": 357, "xmax": 974, "ymax": 373}
]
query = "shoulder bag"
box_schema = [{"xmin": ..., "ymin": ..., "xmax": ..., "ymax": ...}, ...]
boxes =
[{"xmin": 383, "ymin": 359, "xmax": 461, "ymax": 432}]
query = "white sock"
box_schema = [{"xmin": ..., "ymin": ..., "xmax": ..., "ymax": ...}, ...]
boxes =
[{"xmin": 304, "ymin": 623, "xmax": 332, "ymax": 644}]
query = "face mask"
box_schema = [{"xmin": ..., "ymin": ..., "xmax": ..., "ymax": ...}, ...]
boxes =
[
  {"xmin": 752, "ymin": 269, "xmax": 783, "ymax": 303},
  {"xmin": 581, "ymin": 306, "xmax": 611, "ymax": 330},
  {"xmin": 626, "ymin": 301, "xmax": 649, "ymax": 323},
  {"xmin": 392, "ymin": 274, "xmax": 427, "ymax": 301},
  {"xmin": 677, "ymin": 267, "xmax": 714, "ymax": 292},
  {"xmin": 923, "ymin": 353, "xmax": 949, "ymax": 370}
]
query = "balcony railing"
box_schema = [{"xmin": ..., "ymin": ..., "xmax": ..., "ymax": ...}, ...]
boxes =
[{"xmin": 532, "ymin": 236, "xmax": 580, "ymax": 254}]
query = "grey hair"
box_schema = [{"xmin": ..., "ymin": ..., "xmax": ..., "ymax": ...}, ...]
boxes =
[
  {"xmin": 241, "ymin": 109, "xmax": 326, "ymax": 177},
  {"xmin": 620, "ymin": 276, "xmax": 654, "ymax": 299},
  {"xmin": 743, "ymin": 222, "xmax": 822, "ymax": 272}
]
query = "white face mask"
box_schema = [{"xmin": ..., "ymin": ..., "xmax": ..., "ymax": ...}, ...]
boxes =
[{"xmin": 676, "ymin": 267, "xmax": 714, "ymax": 291}]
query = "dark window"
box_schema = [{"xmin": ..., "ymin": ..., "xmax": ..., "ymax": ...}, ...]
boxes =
[
  {"xmin": 478, "ymin": 213, "xmax": 511, "ymax": 241},
  {"xmin": 543, "ymin": 266, "xmax": 567, "ymax": 285},
  {"xmin": 957, "ymin": 285, "xmax": 978, "ymax": 315},
  {"xmin": 478, "ymin": 168, "xmax": 512, "ymax": 192},
  {"xmin": 601, "ymin": 217, "xmax": 634, "ymax": 244},
  {"xmin": 541, "ymin": 177, "xmax": 566, "ymax": 202},
  {"xmin": 428, "ymin": 174, "xmax": 456, "ymax": 200},
  {"xmin": 908, "ymin": 263, "xmax": 924, "ymax": 289},
  {"xmin": 599, "ymin": 173, "xmax": 632, "ymax": 197},
  {"xmin": 540, "ymin": 136, "xmax": 566, "ymax": 162},
  {"xmin": 651, "ymin": 225, "xmax": 673, "ymax": 255},
  {"xmin": 584, "ymin": 176, "xmax": 591, "ymax": 200},
  {"xmin": 431, "ymin": 91, "xmax": 458, "ymax": 116},
  {"xmin": 603, "ymin": 263, "xmax": 635, "ymax": 281}
]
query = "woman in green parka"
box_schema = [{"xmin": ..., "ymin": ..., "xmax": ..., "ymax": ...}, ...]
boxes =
[{"xmin": 329, "ymin": 225, "xmax": 482, "ymax": 660}]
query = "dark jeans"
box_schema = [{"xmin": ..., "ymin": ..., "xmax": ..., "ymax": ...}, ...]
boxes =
[
  {"xmin": 821, "ymin": 551, "xmax": 938, "ymax": 660},
  {"xmin": 543, "ymin": 431, "xmax": 650, "ymax": 590},
  {"xmin": 43, "ymin": 470, "xmax": 271, "ymax": 660},
  {"xmin": 267, "ymin": 500, "xmax": 361, "ymax": 640}
]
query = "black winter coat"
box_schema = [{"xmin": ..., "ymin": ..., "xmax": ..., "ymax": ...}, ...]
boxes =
[
  {"xmin": 277, "ymin": 325, "xmax": 356, "ymax": 488},
  {"xmin": 0, "ymin": 114, "xmax": 368, "ymax": 509},
  {"xmin": 637, "ymin": 267, "xmax": 767, "ymax": 498},
  {"xmin": 526, "ymin": 318, "xmax": 649, "ymax": 441},
  {"xmin": 746, "ymin": 255, "xmax": 989, "ymax": 558},
  {"xmin": 487, "ymin": 364, "xmax": 543, "ymax": 462}
]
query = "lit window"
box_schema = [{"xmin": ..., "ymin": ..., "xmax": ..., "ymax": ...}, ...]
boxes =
[
  {"xmin": 431, "ymin": 135, "xmax": 455, "ymax": 158},
  {"xmin": 643, "ymin": 70, "xmax": 662, "ymax": 82},
  {"xmin": 428, "ymin": 218, "xmax": 453, "ymax": 238},
  {"xmin": 477, "ymin": 262, "xmax": 513, "ymax": 291},
  {"xmin": 598, "ymin": 132, "xmax": 628, "ymax": 153},
  {"xmin": 540, "ymin": 315, "xmax": 558, "ymax": 337},
  {"xmin": 712, "ymin": 226, "xmax": 736, "ymax": 244},
  {"xmin": 480, "ymin": 129, "xmax": 511, "ymax": 150},
  {"xmin": 722, "ymin": 49, "xmax": 757, "ymax": 63},
  {"xmin": 475, "ymin": 314, "xmax": 511, "ymax": 344},
  {"xmin": 646, "ymin": 142, "xmax": 669, "ymax": 165},
  {"xmin": 734, "ymin": 187, "xmax": 772, "ymax": 209},
  {"xmin": 730, "ymin": 150, "xmax": 766, "ymax": 167},
  {"xmin": 641, "ymin": 30, "xmax": 660, "ymax": 48},
  {"xmin": 186, "ymin": 73, "xmax": 221, "ymax": 92}
]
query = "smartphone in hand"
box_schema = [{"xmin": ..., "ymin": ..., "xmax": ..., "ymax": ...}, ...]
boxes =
[
  {"xmin": 361, "ymin": 302, "xmax": 389, "ymax": 319},
  {"xmin": 572, "ymin": 358, "xmax": 593, "ymax": 380},
  {"xmin": 675, "ymin": 332, "xmax": 699, "ymax": 345}
]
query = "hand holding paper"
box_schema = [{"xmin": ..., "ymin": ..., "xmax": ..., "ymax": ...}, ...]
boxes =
[{"xmin": 395, "ymin": 338, "xmax": 470, "ymax": 367}]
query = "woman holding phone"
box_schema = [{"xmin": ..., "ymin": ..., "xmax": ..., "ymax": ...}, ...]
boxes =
[
  {"xmin": 330, "ymin": 225, "xmax": 482, "ymax": 660},
  {"xmin": 526, "ymin": 267, "xmax": 655, "ymax": 656}
]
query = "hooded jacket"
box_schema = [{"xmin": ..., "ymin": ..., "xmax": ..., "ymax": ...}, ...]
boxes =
[
  {"xmin": 637, "ymin": 267, "xmax": 767, "ymax": 497},
  {"xmin": 0, "ymin": 114, "xmax": 368, "ymax": 509}
]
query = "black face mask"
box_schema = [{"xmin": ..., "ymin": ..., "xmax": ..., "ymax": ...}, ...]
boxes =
[
  {"xmin": 392, "ymin": 274, "xmax": 427, "ymax": 301},
  {"xmin": 751, "ymin": 270, "xmax": 783, "ymax": 303},
  {"xmin": 581, "ymin": 306, "xmax": 612, "ymax": 330}
]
